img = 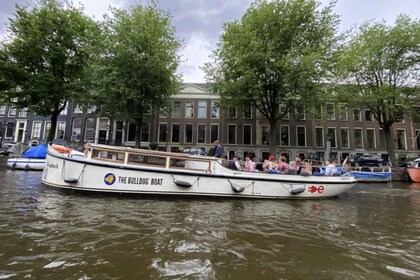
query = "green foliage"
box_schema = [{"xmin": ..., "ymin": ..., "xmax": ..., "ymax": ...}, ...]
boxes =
[
  {"xmin": 0, "ymin": 0, "xmax": 100, "ymax": 142},
  {"xmin": 93, "ymin": 1, "xmax": 182, "ymax": 147},
  {"xmin": 203, "ymin": 0, "xmax": 339, "ymax": 153},
  {"xmin": 205, "ymin": 0, "xmax": 339, "ymax": 116},
  {"xmin": 335, "ymin": 14, "xmax": 420, "ymax": 166},
  {"xmin": 92, "ymin": 1, "xmax": 182, "ymax": 147},
  {"xmin": 336, "ymin": 15, "xmax": 420, "ymax": 124}
]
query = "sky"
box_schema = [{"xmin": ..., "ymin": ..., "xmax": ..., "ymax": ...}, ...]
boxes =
[{"xmin": 0, "ymin": 0, "xmax": 419, "ymax": 83}]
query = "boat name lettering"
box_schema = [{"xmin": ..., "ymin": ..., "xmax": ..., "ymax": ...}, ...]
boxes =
[
  {"xmin": 118, "ymin": 176, "xmax": 163, "ymax": 185},
  {"xmin": 47, "ymin": 162, "xmax": 59, "ymax": 169},
  {"xmin": 308, "ymin": 185, "xmax": 324, "ymax": 193}
]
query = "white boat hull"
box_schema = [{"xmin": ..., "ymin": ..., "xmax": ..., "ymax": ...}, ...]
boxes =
[
  {"xmin": 42, "ymin": 145, "xmax": 357, "ymax": 199},
  {"xmin": 7, "ymin": 158, "xmax": 45, "ymax": 171}
]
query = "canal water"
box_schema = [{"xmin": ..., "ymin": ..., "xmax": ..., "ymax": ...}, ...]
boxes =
[{"xmin": 0, "ymin": 159, "xmax": 419, "ymax": 279}]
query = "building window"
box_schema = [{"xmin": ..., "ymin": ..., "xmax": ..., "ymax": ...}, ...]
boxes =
[
  {"xmin": 55, "ymin": 121, "xmax": 66, "ymax": 140},
  {"xmin": 18, "ymin": 108, "xmax": 27, "ymax": 118},
  {"xmin": 0, "ymin": 105, "xmax": 6, "ymax": 115},
  {"xmin": 211, "ymin": 101, "xmax": 219, "ymax": 119},
  {"xmin": 366, "ymin": 129, "xmax": 376, "ymax": 149},
  {"xmin": 85, "ymin": 118, "xmax": 96, "ymax": 141},
  {"xmin": 243, "ymin": 106, "xmax": 252, "ymax": 119},
  {"xmin": 228, "ymin": 124, "xmax": 236, "ymax": 144},
  {"xmin": 295, "ymin": 105, "xmax": 305, "ymax": 120},
  {"xmin": 44, "ymin": 121, "xmax": 51, "ymax": 139},
  {"xmin": 171, "ymin": 124, "xmax": 180, "ymax": 143},
  {"xmin": 197, "ymin": 124, "xmax": 206, "ymax": 143},
  {"xmin": 159, "ymin": 123, "xmax": 168, "ymax": 143},
  {"xmin": 172, "ymin": 101, "xmax": 181, "ymax": 118},
  {"xmin": 326, "ymin": 103, "xmax": 335, "ymax": 120},
  {"xmin": 6, "ymin": 122, "xmax": 14, "ymax": 138},
  {"xmin": 314, "ymin": 105, "xmax": 322, "ymax": 120},
  {"xmin": 340, "ymin": 128, "xmax": 350, "ymax": 149},
  {"xmin": 185, "ymin": 124, "xmax": 193, "ymax": 143},
  {"xmin": 198, "ymin": 101, "xmax": 207, "ymax": 119},
  {"xmin": 243, "ymin": 125, "xmax": 252, "ymax": 145},
  {"xmin": 8, "ymin": 107, "xmax": 16, "ymax": 117},
  {"xmin": 185, "ymin": 102, "xmax": 194, "ymax": 118},
  {"xmin": 210, "ymin": 124, "xmax": 219, "ymax": 143},
  {"xmin": 262, "ymin": 126, "xmax": 269, "ymax": 145},
  {"xmin": 159, "ymin": 107, "xmax": 168, "ymax": 118},
  {"xmin": 141, "ymin": 123, "xmax": 150, "ymax": 142},
  {"xmin": 338, "ymin": 104, "xmax": 348, "ymax": 121},
  {"xmin": 280, "ymin": 125, "xmax": 289, "ymax": 146},
  {"xmin": 32, "ymin": 121, "xmax": 42, "ymax": 138},
  {"xmin": 354, "ymin": 128, "xmax": 363, "ymax": 148},
  {"xmin": 71, "ymin": 118, "xmax": 82, "ymax": 142},
  {"xmin": 327, "ymin": 128, "xmax": 336, "ymax": 148},
  {"xmin": 365, "ymin": 109, "xmax": 374, "ymax": 122},
  {"xmin": 353, "ymin": 109, "xmax": 361, "ymax": 121},
  {"xmin": 297, "ymin": 126, "xmax": 306, "ymax": 147},
  {"xmin": 228, "ymin": 106, "xmax": 237, "ymax": 118},
  {"xmin": 396, "ymin": 129, "xmax": 406, "ymax": 150},
  {"xmin": 395, "ymin": 109, "xmax": 404, "ymax": 123},
  {"xmin": 279, "ymin": 103, "xmax": 289, "ymax": 119},
  {"xmin": 315, "ymin": 127, "xmax": 324, "ymax": 148}
]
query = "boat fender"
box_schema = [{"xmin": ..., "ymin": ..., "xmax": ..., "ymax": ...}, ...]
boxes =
[
  {"xmin": 11, "ymin": 162, "xmax": 16, "ymax": 170},
  {"xmin": 290, "ymin": 187, "xmax": 305, "ymax": 195},
  {"xmin": 173, "ymin": 179, "xmax": 192, "ymax": 188},
  {"xmin": 24, "ymin": 164, "xmax": 29, "ymax": 172},
  {"xmin": 64, "ymin": 178, "xmax": 79, "ymax": 184},
  {"xmin": 231, "ymin": 184, "xmax": 245, "ymax": 193}
]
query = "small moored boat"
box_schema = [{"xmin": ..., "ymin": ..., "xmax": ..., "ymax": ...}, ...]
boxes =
[
  {"xmin": 351, "ymin": 166, "xmax": 392, "ymax": 183},
  {"xmin": 41, "ymin": 143, "xmax": 357, "ymax": 199},
  {"xmin": 7, "ymin": 144, "xmax": 47, "ymax": 171},
  {"xmin": 406, "ymin": 158, "xmax": 420, "ymax": 183}
]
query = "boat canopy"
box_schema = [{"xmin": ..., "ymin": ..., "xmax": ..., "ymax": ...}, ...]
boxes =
[{"xmin": 22, "ymin": 144, "xmax": 48, "ymax": 159}]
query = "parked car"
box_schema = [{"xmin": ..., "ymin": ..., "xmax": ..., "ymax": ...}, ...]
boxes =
[
  {"xmin": 351, "ymin": 154, "xmax": 386, "ymax": 167},
  {"xmin": 182, "ymin": 147, "xmax": 207, "ymax": 156}
]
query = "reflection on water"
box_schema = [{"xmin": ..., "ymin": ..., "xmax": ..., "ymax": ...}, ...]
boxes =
[{"xmin": 0, "ymin": 163, "xmax": 419, "ymax": 279}]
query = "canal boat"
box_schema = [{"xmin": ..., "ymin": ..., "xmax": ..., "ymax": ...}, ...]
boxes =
[
  {"xmin": 406, "ymin": 158, "xmax": 420, "ymax": 183},
  {"xmin": 7, "ymin": 144, "xmax": 47, "ymax": 171},
  {"xmin": 41, "ymin": 143, "xmax": 357, "ymax": 199},
  {"xmin": 350, "ymin": 166, "xmax": 392, "ymax": 183}
]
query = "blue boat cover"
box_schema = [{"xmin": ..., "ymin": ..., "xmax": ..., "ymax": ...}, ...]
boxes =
[{"xmin": 22, "ymin": 144, "xmax": 48, "ymax": 159}]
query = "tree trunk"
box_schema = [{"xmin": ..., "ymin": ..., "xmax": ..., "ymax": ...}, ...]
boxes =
[
  {"xmin": 383, "ymin": 126, "xmax": 398, "ymax": 167},
  {"xmin": 269, "ymin": 119, "xmax": 277, "ymax": 157},
  {"xmin": 47, "ymin": 111, "xmax": 59, "ymax": 143},
  {"xmin": 135, "ymin": 117, "xmax": 143, "ymax": 148}
]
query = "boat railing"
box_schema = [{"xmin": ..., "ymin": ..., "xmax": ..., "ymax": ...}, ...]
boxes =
[
  {"xmin": 87, "ymin": 145, "xmax": 213, "ymax": 173},
  {"xmin": 350, "ymin": 166, "xmax": 392, "ymax": 173}
]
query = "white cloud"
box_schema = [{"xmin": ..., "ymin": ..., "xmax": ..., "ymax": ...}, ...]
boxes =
[{"xmin": 178, "ymin": 32, "xmax": 213, "ymax": 83}]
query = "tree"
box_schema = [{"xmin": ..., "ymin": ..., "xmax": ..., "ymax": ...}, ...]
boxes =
[
  {"xmin": 336, "ymin": 15, "xmax": 420, "ymax": 166},
  {"xmin": 93, "ymin": 1, "xmax": 182, "ymax": 148},
  {"xmin": 203, "ymin": 0, "xmax": 340, "ymax": 155},
  {"xmin": 0, "ymin": 0, "xmax": 100, "ymax": 142}
]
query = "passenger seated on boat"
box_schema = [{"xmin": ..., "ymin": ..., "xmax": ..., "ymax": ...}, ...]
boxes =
[
  {"xmin": 325, "ymin": 160, "xmax": 337, "ymax": 176},
  {"xmin": 277, "ymin": 156, "xmax": 289, "ymax": 174},
  {"xmin": 300, "ymin": 161, "xmax": 313, "ymax": 176},
  {"xmin": 265, "ymin": 155, "xmax": 279, "ymax": 174},
  {"xmin": 294, "ymin": 156, "xmax": 304, "ymax": 175},
  {"xmin": 287, "ymin": 161, "xmax": 297, "ymax": 175},
  {"xmin": 244, "ymin": 156, "xmax": 256, "ymax": 172},
  {"xmin": 227, "ymin": 156, "xmax": 241, "ymax": 170}
]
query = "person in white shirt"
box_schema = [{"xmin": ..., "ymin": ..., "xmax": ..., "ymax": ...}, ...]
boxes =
[{"xmin": 325, "ymin": 160, "xmax": 337, "ymax": 176}]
